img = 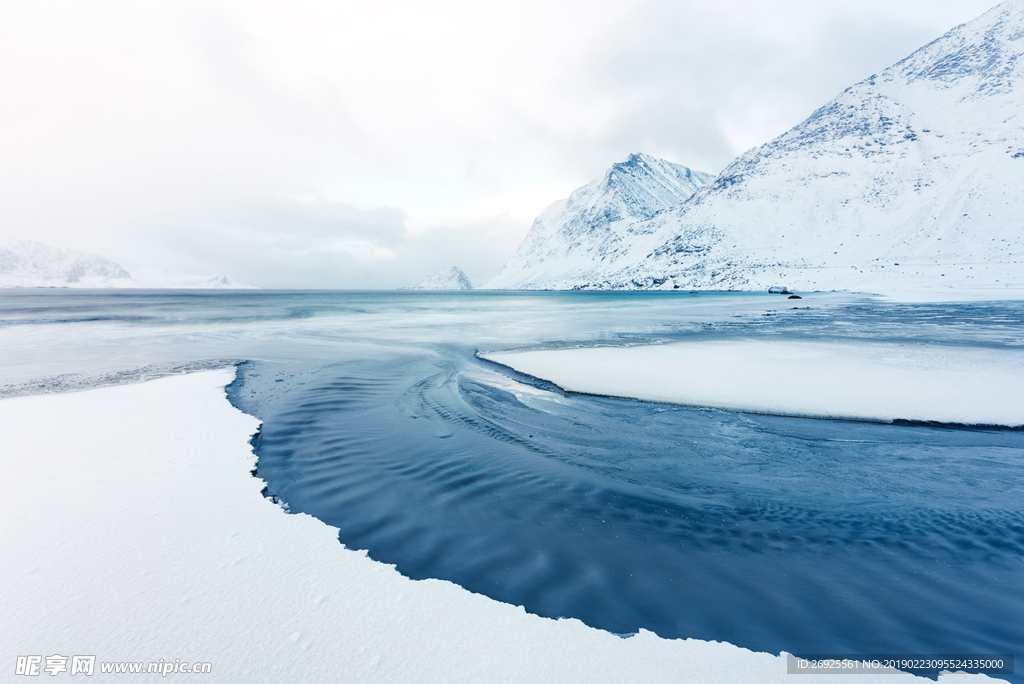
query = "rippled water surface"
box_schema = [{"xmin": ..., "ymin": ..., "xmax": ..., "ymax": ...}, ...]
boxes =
[{"xmin": 3, "ymin": 289, "xmax": 1022, "ymax": 676}]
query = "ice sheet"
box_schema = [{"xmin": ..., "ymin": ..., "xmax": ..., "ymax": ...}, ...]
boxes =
[
  {"xmin": 481, "ymin": 340, "xmax": 1024, "ymax": 426},
  {"xmin": 0, "ymin": 371, "xmax": 1004, "ymax": 682}
]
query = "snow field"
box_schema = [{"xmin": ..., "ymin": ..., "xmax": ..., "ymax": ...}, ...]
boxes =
[
  {"xmin": 0, "ymin": 370, "xmax": 1007, "ymax": 682},
  {"xmin": 481, "ymin": 340, "xmax": 1024, "ymax": 426}
]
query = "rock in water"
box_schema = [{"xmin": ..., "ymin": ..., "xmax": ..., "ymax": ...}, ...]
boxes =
[{"xmin": 414, "ymin": 266, "xmax": 473, "ymax": 290}]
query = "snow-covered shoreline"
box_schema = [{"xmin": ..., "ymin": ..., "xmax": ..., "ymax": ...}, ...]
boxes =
[
  {"xmin": 0, "ymin": 371, "xmax": 1005, "ymax": 682},
  {"xmin": 481, "ymin": 340, "xmax": 1024, "ymax": 427}
]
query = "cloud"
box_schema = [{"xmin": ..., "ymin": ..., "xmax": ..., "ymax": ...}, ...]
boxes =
[
  {"xmin": 126, "ymin": 197, "xmax": 527, "ymax": 288},
  {"xmin": 0, "ymin": 0, "xmax": 1000, "ymax": 287},
  {"xmin": 535, "ymin": 0, "xmax": 999, "ymax": 175}
]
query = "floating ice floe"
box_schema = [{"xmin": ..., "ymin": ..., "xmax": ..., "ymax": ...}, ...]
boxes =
[{"xmin": 481, "ymin": 340, "xmax": 1024, "ymax": 427}]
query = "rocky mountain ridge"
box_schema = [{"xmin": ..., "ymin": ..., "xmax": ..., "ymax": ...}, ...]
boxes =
[
  {"xmin": 489, "ymin": 0, "xmax": 1024, "ymax": 293},
  {"xmin": 486, "ymin": 154, "xmax": 712, "ymax": 289}
]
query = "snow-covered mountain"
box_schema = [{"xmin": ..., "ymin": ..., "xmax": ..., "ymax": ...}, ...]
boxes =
[
  {"xmin": 413, "ymin": 266, "xmax": 473, "ymax": 290},
  {"xmin": 486, "ymin": 154, "xmax": 713, "ymax": 289},
  {"xmin": 492, "ymin": 1, "xmax": 1024, "ymax": 293},
  {"xmin": 0, "ymin": 240, "xmax": 138, "ymax": 288},
  {"xmin": 0, "ymin": 239, "xmax": 256, "ymax": 289}
]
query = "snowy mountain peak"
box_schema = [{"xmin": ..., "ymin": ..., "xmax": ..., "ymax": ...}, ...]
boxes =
[
  {"xmin": 0, "ymin": 239, "xmax": 137, "ymax": 288},
  {"xmin": 486, "ymin": 154, "xmax": 713, "ymax": 289},
  {"xmin": 600, "ymin": 153, "xmax": 712, "ymax": 220},
  {"xmin": 893, "ymin": 0, "xmax": 1024, "ymax": 97},
  {"xmin": 413, "ymin": 266, "xmax": 473, "ymax": 290},
  {"xmin": 760, "ymin": 0, "xmax": 1024, "ymax": 160},
  {"xmin": 499, "ymin": 2, "xmax": 1024, "ymax": 293}
]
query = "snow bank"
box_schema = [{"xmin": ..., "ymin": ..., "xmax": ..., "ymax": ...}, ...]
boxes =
[
  {"xmin": 0, "ymin": 371, "xmax": 1004, "ymax": 682},
  {"xmin": 481, "ymin": 340, "xmax": 1024, "ymax": 426}
]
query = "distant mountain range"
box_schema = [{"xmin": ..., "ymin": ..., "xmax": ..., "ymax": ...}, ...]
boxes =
[
  {"xmin": 489, "ymin": 0, "xmax": 1024, "ymax": 293},
  {"xmin": 0, "ymin": 240, "xmax": 136, "ymax": 288},
  {"xmin": 0, "ymin": 240, "xmax": 254, "ymax": 289}
]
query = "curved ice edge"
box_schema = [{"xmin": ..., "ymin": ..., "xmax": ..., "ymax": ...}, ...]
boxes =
[
  {"xmin": 0, "ymin": 358, "xmax": 241, "ymax": 399},
  {"xmin": 477, "ymin": 342, "xmax": 1024, "ymax": 429},
  {"xmin": 3, "ymin": 369, "xmax": 1005, "ymax": 682},
  {"xmin": 889, "ymin": 419, "xmax": 1024, "ymax": 431},
  {"xmin": 479, "ymin": 353, "xmax": 1023, "ymax": 430},
  {"xmin": 222, "ymin": 373, "xmax": 1009, "ymax": 683}
]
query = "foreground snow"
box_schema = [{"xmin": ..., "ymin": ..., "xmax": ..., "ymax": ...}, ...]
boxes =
[
  {"xmin": 482, "ymin": 340, "xmax": 1024, "ymax": 426},
  {"xmin": 0, "ymin": 371, "xmax": 1006, "ymax": 682}
]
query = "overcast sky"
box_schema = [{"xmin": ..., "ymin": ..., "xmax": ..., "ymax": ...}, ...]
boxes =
[{"xmin": 0, "ymin": 0, "xmax": 998, "ymax": 288}]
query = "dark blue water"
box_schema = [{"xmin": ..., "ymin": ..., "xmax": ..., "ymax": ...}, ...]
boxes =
[
  {"xmin": 241, "ymin": 352, "xmax": 1024, "ymax": 665},
  {"xmin": 2, "ymin": 289, "xmax": 1022, "ymax": 676}
]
